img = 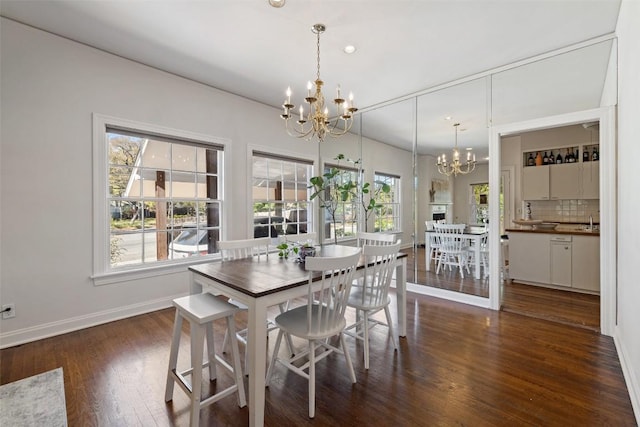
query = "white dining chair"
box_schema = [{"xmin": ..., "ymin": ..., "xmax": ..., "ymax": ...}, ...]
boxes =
[
  {"xmin": 434, "ymin": 223, "xmax": 470, "ymax": 277},
  {"xmin": 425, "ymin": 221, "xmax": 441, "ymax": 269},
  {"xmin": 283, "ymin": 232, "xmax": 317, "ymax": 246},
  {"xmin": 265, "ymin": 249, "xmax": 361, "ymax": 418},
  {"xmin": 344, "ymin": 241, "xmax": 401, "ymax": 369},
  {"xmin": 218, "ymin": 237, "xmax": 294, "ymax": 370},
  {"xmin": 356, "ymin": 231, "xmax": 396, "ymax": 246}
]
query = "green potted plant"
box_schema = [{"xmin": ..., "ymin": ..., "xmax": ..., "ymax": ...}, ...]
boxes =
[
  {"xmin": 360, "ymin": 180, "xmax": 391, "ymax": 232},
  {"xmin": 309, "ymin": 154, "xmax": 358, "ymax": 245},
  {"xmin": 309, "ymin": 154, "xmax": 391, "ymax": 240}
]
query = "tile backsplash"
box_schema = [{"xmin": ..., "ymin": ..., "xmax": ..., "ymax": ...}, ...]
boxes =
[{"xmin": 528, "ymin": 199, "xmax": 600, "ymax": 223}]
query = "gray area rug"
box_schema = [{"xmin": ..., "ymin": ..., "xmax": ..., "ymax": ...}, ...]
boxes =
[{"xmin": 0, "ymin": 367, "xmax": 67, "ymax": 426}]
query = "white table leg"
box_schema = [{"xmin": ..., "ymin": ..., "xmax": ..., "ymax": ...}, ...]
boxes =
[
  {"xmin": 246, "ymin": 300, "xmax": 268, "ymax": 427},
  {"xmin": 474, "ymin": 236, "xmax": 481, "ymax": 279},
  {"xmin": 425, "ymin": 232, "xmax": 431, "ymax": 272},
  {"xmin": 395, "ymin": 258, "xmax": 407, "ymax": 337}
]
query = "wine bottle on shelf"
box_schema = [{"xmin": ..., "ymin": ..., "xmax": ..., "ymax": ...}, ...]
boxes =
[
  {"xmin": 583, "ymin": 148, "xmax": 590, "ymax": 162},
  {"xmin": 575, "ymin": 149, "xmax": 580, "ymax": 161},
  {"xmin": 535, "ymin": 152, "xmax": 542, "ymax": 166},
  {"xmin": 527, "ymin": 152, "xmax": 535, "ymax": 166},
  {"xmin": 564, "ymin": 149, "xmax": 570, "ymax": 163},
  {"xmin": 569, "ymin": 149, "xmax": 575, "ymax": 163},
  {"xmin": 592, "ymin": 147, "xmax": 599, "ymax": 161},
  {"xmin": 543, "ymin": 151, "xmax": 549, "ymax": 164},
  {"xmin": 556, "ymin": 150, "xmax": 563, "ymax": 164},
  {"xmin": 549, "ymin": 151, "xmax": 555, "ymax": 164}
]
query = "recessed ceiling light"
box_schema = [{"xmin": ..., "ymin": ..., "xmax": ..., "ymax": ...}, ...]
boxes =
[
  {"xmin": 268, "ymin": 0, "xmax": 285, "ymax": 8},
  {"xmin": 466, "ymin": 147, "xmax": 473, "ymax": 151},
  {"xmin": 344, "ymin": 45, "xmax": 356, "ymax": 54},
  {"xmin": 445, "ymin": 116, "xmax": 452, "ymax": 121}
]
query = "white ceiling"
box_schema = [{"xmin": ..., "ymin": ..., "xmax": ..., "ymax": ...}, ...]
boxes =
[{"xmin": 0, "ymin": 0, "xmax": 620, "ymax": 158}]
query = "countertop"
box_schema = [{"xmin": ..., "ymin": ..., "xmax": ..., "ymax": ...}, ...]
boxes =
[{"xmin": 506, "ymin": 227, "xmax": 599, "ymax": 236}]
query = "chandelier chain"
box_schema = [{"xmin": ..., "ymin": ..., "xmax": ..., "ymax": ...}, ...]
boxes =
[{"xmin": 316, "ymin": 29, "xmax": 321, "ymax": 81}]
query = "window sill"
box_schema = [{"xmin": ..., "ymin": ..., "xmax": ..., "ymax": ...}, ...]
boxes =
[{"xmin": 92, "ymin": 257, "xmax": 219, "ymax": 286}]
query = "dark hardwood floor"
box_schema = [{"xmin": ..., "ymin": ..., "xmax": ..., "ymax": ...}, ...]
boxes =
[
  {"xmin": 403, "ymin": 247, "xmax": 601, "ymax": 331},
  {"xmin": 1, "ymin": 291, "xmax": 634, "ymax": 426}
]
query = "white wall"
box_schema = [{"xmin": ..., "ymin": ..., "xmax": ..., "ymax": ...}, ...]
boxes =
[
  {"xmin": 615, "ymin": 0, "xmax": 640, "ymax": 420},
  {"xmin": 0, "ymin": 19, "xmax": 411, "ymax": 347}
]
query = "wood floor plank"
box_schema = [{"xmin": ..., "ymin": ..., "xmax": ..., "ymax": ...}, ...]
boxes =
[{"xmin": 1, "ymin": 290, "xmax": 634, "ymax": 426}]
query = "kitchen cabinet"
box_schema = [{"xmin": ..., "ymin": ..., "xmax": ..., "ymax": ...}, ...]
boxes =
[
  {"xmin": 508, "ymin": 231, "xmax": 600, "ymax": 293},
  {"xmin": 572, "ymin": 235, "xmax": 600, "ymax": 291},
  {"xmin": 581, "ymin": 161, "xmax": 599, "ymax": 199},
  {"xmin": 522, "ymin": 165, "xmax": 550, "ymax": 200},
  {"xmin": 550, "ymin": 163, "xmax": 581, "ymax": 199},
  {"xmin": 522, "ymin": 163, "xmax": 581, "ymax": 200},
  {"xmin": 508, "ymin": 232, "xmax": 550, "ymax": 283},
  {"xmin": 550, "ymin": 236, "xmax": 572, "ymax": 287},
  {"xmin": 522, "ymin": 143, "xmax": 599, "ymax": 201}
]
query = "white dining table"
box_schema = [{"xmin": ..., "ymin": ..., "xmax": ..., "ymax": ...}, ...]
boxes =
[
  {"xmin": 425, "ymin": 228, "xmax": 488, "ymax": 279},
  {"xmin": 189, "ymin": 245, "xmax": 407, "ymax": 427}
]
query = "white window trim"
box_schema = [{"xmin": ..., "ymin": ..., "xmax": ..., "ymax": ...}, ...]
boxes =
[
  {"xmin": 373, "ymin": 171, "xmax": 402, "ymax": 233},
  {"xmin": 91, "ymin": 113, "xmax": 231, "ymax": 286},
  {"xmin": 247, "ymin": 144, "xmax": 316, "ymax": 237}
]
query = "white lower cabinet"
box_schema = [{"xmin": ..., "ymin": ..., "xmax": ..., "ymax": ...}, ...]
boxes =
[
  {"xmin": 508, "ymin": 232, "xmax": 599, "ymax": 293},
  {"xmin": 508, "ymin": 233, "xmax": 550, "ymax": 284},
  {"xmin": 550, "ymin": 236, "xmax": 572, "ymax": 287},
  {"xmin": 571, "ymin": 235, "xmax": 600, "ymax": 292}
]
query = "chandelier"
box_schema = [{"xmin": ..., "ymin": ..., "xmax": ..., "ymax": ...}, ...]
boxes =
[
  {"xmin": 437, "ymin": 123, "xmax": 476, "ymax": 176},
  {"xmin": 280, "ymin": 23, "xmax": 357, "ymax": 142}
]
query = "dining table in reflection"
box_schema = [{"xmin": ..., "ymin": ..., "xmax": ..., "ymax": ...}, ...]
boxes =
[
  {"xmin": 189, "ymin": 244, "xmax": 407, "ymax": 427},
  {"xmin": 425, "ymin": 226, "xmax": 488, "ymax": 279}
]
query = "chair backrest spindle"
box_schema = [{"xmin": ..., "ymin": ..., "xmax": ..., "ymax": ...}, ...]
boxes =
[
  {"xmin": 304, "ymin": 250, "xmax": 361, "ymax": 335},
  {"xmin": 219, "ymin": 237, "xmax": 270, "ymax": 261}
]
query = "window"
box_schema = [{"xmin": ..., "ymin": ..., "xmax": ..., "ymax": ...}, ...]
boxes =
[
  {"xmin": 252, "ymin": 152, "xmax": 313, "ymax": 240},
  {"xmin": 93, "ymin": 115, "xmax": 226, "ymax": 281},
  {"xmin": 469, "ymin": 182, "xmax": 489, "ymax": 225},
  {"xmin": 373, "ymin": 172, "xmax": 401, "ymax": 232}
]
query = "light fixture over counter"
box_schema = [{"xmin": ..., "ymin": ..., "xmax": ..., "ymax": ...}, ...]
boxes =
[
  {"xmin": 280, "ymin": 23, "xmax": 357, "ymax": 142},
  {"xmin": 437, "ymin": 123, "xmax": 476, "ymax": 177}
]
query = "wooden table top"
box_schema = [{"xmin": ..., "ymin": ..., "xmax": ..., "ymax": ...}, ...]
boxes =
[{"xmin": 190, "ymin": 245, "xmax": 406, "ymax": 298}]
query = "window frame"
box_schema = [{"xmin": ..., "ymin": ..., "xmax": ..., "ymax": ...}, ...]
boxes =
[
  {"xmin": 373, "ymin": 171, "xmax": 401, "ymax": 232},
  {"xmin": 92, "ymin": 114, "xmax": 230, "ymax": 285},
  {"xmin": 250, "ymin": 150, "xmax": 314, "ymax": 241}
]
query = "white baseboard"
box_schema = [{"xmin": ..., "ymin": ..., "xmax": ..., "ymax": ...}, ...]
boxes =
[
  {"xmin": 614, "ymin": 328, "xmax": 640, "ymax": 424},
  {"xmin": 405, "ymin": 282, "xmax": 491, "ymax": 308},
  {"xmin": 0, "ymin": 293, "xmax": 186, "ymax": 349}
]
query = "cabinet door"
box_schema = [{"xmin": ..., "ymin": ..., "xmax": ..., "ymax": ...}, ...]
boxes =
[
  {"xmin": 522, "ymin": 166, "xmax": 549, "ymax": 200},
  {"xmin": 572, "ymin": 235, "xmax": 600, "ymax": 292},
  {"xmin": 550, "ymin": 240, "xmax": 572, "ymax": 287},
  {"xmin": 550, "ymin": 163, "xmax": 580, "ymax": 199},
  {"xmin": 581, "ymin": 161, "xmax": 599, "ymax": 199},
  {"xmin": 508, "ymin": 232, "xmax": 550, "ymax": 283}
]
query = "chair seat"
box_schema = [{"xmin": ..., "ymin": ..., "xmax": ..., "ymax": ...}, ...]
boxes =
[
  {"xmin": 275, "ymin": 305, "xmax": 346, "ymax": 341},
  {"xmin": 347, "ymin": 288, "xmax": 391, "ymax": 311},
  {"xmin": 173, "ymin": 293, "xmax": 239, "ymax": 324}
]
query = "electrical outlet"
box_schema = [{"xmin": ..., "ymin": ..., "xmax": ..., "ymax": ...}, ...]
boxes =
[{"xmin": 2, "ymin": 304, "xmax": 15, "ymax": 319}]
